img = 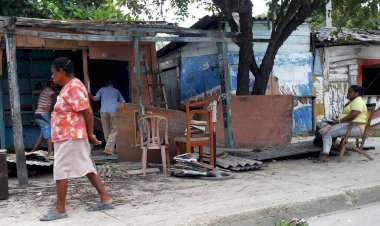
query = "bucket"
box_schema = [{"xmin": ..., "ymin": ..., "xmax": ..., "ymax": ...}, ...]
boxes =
[{"xmin": 0, "ymin": 150, "xmax": 9, "ymax": 200}]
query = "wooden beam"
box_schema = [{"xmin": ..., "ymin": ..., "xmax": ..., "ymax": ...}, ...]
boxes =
[
  {"xmin": 0, "ymin": 49, "xmax": 5, "ymax": 148},
  {"xmin": 134, "ymin": 36, "xmax": 144, "ymax": 115},
  {"xmin": 1, "ymin": 29, "xmax": 237, "ymax": 43},
  {"xmin": 217, "ymin": 38, "xmax": 234, "ymax": 148},
  {"xmin": 0, "ymin": 49, "xmax": 2, "ymax": 75},
  {"xmin": 5, "ymin": 32, "xmax": 28, "ymax": 186},
  {"xmin": 82, "ymin": 50, "xmax": 90, "ymax": 91},
  {"xmin": 0, "ymin": 17, "xmax": 16, "ymax": 28}
]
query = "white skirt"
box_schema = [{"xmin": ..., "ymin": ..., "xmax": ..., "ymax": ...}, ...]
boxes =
[{"xmin": 53, "ymin": 139, "xmax": 97, "ymax": 180}]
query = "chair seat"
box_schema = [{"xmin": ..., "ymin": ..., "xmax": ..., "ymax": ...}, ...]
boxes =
[{"xmin": 174, "ymin": 136, "xmax": 210, "ymax": 143}]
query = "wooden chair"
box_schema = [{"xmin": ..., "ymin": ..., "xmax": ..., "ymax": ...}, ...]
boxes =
[
  {"xmin": 338, "ymin": 103, "xmax": 376, "ymax": 162},
  {"xmin": 137, "ymin": 114, "xmax": 170, "ymax": 175},
  {"xmin": 174, "ymin": 101, "xmax": 215, "ymax": 168}
]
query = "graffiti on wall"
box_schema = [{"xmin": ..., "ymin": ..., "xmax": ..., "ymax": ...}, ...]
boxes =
[{"xmin": 180, "ymin": 52, "xmax": 313, "ymax": 132}]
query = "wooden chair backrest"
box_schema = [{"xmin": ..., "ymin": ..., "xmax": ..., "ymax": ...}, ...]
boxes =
[
  {"xmin": 185, "ymin": 101, "xmax": 213, "ymax": 152},
  {"xmin": 362, "ymin": 103, "xmax": 376, "ymax": 140}
]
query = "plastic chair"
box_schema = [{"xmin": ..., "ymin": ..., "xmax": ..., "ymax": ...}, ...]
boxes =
[
  {"xmin": 138, "ymin": 114, "xmax": 170, "ymax": 175},
  {"xmin": 338, "ymin": 103, "xmax": 376, "ymax": 162},
  {"xmin": 174, "ymin": 101, "xmax": 215, "ymax": 168}
]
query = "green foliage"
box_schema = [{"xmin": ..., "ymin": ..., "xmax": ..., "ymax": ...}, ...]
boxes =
[
  {"xmin": 117, "ymin": 0, "xmax": 211, "ymax": 22},
  {"xmin": 0, "ymin": 0, "xmax": 135, "ymax": 20},
  {"xmin": 333, "ymin": 0, "xmax": 380, "ymax": 29},
  {"xmin": 306, "ymin": 0, "xmax": 380, "ymax": 30},
  {"xmin": 0, "ymin": 0, "xmax": 213, "ymax": 22}
]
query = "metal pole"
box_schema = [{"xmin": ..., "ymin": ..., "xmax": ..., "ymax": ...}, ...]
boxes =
[
  {"xmin": 134, "ymin": 36, "xmax": 144, "ymax": 115},
  {"xmin": 5, "ymin": 31, "xmax": 28, "ymax": 186}
]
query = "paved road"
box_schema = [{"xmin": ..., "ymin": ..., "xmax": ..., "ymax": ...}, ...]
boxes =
[{"xmin": 308, "ymin": 202, "xmax": 380, "ymax": 226}]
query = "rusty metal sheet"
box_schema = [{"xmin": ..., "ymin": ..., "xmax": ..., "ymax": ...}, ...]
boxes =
[{"xmin": 216, "ymin": 95, "xmax": 293, "ymax": 149}]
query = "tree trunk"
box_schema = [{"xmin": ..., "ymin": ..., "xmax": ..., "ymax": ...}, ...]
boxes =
[{"xmin": 236, "ymin": 9, "xmax": 253, "ymax": 95}]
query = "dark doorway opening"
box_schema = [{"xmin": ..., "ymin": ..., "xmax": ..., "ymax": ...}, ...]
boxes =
[
  {"xmin": 88, "ymin": 59, "xmax": 129, "ymax": 113},
  {"xmin": 362, "ymin": 65, "xmax": 380, "ymax": 95}
]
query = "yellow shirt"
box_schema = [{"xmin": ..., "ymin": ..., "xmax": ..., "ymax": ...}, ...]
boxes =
[{"xmin": 339, "ymin": 97, "xmax": 368, "ymax": 130}]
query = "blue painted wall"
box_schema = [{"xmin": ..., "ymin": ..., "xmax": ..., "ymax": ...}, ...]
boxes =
[
  {"xmin": 228, "ymin": 52, "xmax": 313, "ymax": 133},
  {"xmin": 179, "ymin": 52, "xmax": 313, "ymax": 132},
  {"xmin": 180, "ymin": 54, "xmax": 221, "ymax": 101}
]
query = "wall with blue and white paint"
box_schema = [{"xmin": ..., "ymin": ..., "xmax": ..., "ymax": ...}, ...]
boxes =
[{"xmin": 168, "ymin": 20, "xmax": 313, "ymax": 133}]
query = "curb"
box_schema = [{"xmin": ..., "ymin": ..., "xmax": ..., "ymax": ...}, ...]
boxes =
[{"xmin": 197, "ymin": 184, "xmax": 380, "ymax": 226}]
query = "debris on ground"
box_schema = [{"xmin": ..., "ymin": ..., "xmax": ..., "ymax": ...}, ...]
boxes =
[
  {"xmin": 171, "ymin": 154, "xmax": 234, "ymax": 180},
  {"xmin": 96, "ymin": 164, "xmax": 113, "ymax": 177},
  {"xmin": 216, "ymin": 153, "xmax": 264, "ymax": 171},
  {"xmin": 6, "ymin": 150, "xmax": 53, "ymax": 166},
  {"xmin": 126, "ymin": 168, "xmax": 160, "ymax": 175}
]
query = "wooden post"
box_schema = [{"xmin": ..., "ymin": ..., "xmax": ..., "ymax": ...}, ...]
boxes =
[
  {"xmin": 82, "ymin": 50, "xmax": 90, "ymax": 91},
  {"xmin": 134, "ymin": 36, "xmax": 144, "ymax": 115},
  {"xmin": 217, "ymin": 37, "xmax": 234, "ymax": 148},
  {"xmin": 5, "ymin": 31, "xmax": 28, "ymax": 186},
  {"xmin": 0, "ymin": 50, "xmax": 5, "ymax": 149}
]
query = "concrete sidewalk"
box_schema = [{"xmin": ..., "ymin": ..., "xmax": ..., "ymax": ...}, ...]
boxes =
[{"xmin": 1, "ymin": 137, "xmax": 380, "ymax": 226}]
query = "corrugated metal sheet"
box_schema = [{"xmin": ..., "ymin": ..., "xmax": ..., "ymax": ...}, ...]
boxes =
[{"xmin": 316, "ymin": 27, "xmax": 380, "ymax": 46}]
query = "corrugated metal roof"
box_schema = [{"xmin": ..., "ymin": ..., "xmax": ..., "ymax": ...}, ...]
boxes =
[{"xmin": 315, "ymin": 27, "xmax": 380, "ymax": 47}]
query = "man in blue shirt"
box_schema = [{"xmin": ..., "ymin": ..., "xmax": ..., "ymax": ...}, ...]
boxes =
[{"xmin": 89, "ymin": 81, "xmax": 126, "ymax": 155}]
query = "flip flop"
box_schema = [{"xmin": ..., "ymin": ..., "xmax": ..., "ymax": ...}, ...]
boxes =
[
  {"xmin": 40, "ymin": 210, "xmax": 68, "ymax": 221},
  {"xmin": 87, "ymin": 203, "xmax": 114, "ymax": 212}
]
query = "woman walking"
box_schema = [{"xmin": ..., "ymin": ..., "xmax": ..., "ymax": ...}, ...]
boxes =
[{"xmin": 40, "ymin": 57, "xmax": 114, "ymax": 221}]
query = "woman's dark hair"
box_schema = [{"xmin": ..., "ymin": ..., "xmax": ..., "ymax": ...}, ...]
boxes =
[
  {"xmin": 350, "ymin": 85, "xmax": 366, "ymax": 96},
  {"xmin": 52, "ymin": 57, "xmax": 74, "ymax": 74}
]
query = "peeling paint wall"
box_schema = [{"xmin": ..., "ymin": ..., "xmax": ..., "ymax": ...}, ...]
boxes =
[
  {"xmin": 320, "ymin": 46, "xmax": 361, "ymax": 120},
  {"xmin": 317, "ymin": 45, "xmax": 380, "ymax": 127},
  {"xmin": 226, "ymin": 52, "xmax": 314, "ymax": 132},
  {"xmin": 159, "ymin": 21, "xmax": 313, "ymax": 133},
  {"xmin": 180, "ymin": 54, "xmax": 221, "ymax": 102}
]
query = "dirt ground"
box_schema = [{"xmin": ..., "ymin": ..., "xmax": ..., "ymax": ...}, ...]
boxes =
[
  {"xmin": 2, "ymin": 136, "xmax": 379, "ymax": 226},
  {"xmin": 0, "ymin": 136, "xmax": 316, "ymax": 221}
]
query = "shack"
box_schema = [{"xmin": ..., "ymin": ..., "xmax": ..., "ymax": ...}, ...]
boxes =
[
  {"xmin": 0, "ymin": 17, "xmax": 162, "ymax": 149},
  {"xmin": 158, "ymin": 16, "xmax": 314, "ymax": 136},
  {"xmin": 0, "ymin": 16, "xmax": 237, "ymax": 166},
  {"xmin": 314, "ymin": 27, "xmax": 380, "ymax": 127}
]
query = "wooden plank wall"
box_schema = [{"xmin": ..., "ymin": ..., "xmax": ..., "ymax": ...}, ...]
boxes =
[
  {"xmin": 227, "ymin": 22, "xmax": 311, "ymax": 53},
  {"xmin": 322, "ymin": 45, "xmax": 361, "ymax": 119}
]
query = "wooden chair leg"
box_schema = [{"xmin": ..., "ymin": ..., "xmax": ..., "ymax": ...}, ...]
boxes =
[
  {"xmin": 141, "ymin": 147, "xmax": 148, "ymax": 176},
  {"xmin": 166, "ymin": 148, "xmax": 171, "ymax": 171},
  {"xmin": 199, "ymin": 146, "xmax": 203, "ymax": 162},
  {"xmin": 338, "ymin": 138, "xmax": 347, "ymax": 163},
  {"xmin": 160, "ymin": 146, "xmax": 167, "ymax": 175},
  {"xmin": 176, "ymin": 142, "xmax": 180, "ymax": 156},
  {"xmin": 351, "ymin": 145, "xmax": 374, "ymax": 161},
  {"xmin": 187, "ymin": 146, "xmax": 193, "ymax": 155}
]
